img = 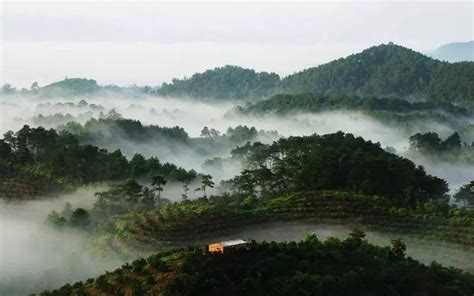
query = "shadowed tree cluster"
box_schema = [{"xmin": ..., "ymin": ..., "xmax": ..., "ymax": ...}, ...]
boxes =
[{"xmin": 227, "ymin": 132, "xmax": 448, "ymax": 202}]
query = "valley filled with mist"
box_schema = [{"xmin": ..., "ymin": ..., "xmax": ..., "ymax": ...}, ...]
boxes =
[{"xmin": 1, "ymin": 42, "xmax": 474, "ymax": 295}]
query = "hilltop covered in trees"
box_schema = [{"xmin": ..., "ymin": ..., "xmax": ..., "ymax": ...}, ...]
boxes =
[
  {"xmin": 41, "ymin": 234, "xmax": 474, "ymax": 296},
  {"xmin": 226, "ymin": 132, "xmax": 448, "ymax": 202},
  {"xmin": 38, "ymin": 78, "xmax": 101, "ymax": 97},
  {"xmin": 280, "ymin": 43, "xmax": 474, "ymax": 105},
  {"xmin": 154, "ymin": 65, "xmax": 281, "ymax": 100}
]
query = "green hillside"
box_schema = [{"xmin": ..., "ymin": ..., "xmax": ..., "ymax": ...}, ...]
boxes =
[
  {"xmin": 155, "ymin": 65, "xmax": 280, "ymax": 100},
  {"xmin": 39, "ymin": 78, "xmax": 101, "ymax": 96},
  {"xmin": 280, "ymin": 43, "xmax": 474, "ymax": 105}
]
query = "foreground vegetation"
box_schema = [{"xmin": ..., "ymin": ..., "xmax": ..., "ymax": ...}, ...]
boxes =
[{"xmin": 40, "ymin": 233, "xmax": 474, "ymax": 296}]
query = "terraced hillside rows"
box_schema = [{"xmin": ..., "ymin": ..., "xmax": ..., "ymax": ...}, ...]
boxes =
[
  {"xmin": 0, "ymin": 176, "xmax": 64, "ymax": 199},
  {"xmin": 96, "ymin": 191, "xmax": 474, "ymax": 255}
]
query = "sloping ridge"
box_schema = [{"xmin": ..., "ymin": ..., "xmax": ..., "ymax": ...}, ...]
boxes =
[{"xmin": 280, "ymin": 43, "xmax": 474, "ymax": 104}]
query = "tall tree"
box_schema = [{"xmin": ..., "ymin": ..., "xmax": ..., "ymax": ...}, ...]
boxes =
[
  {"xmin": 454, "ymin": 181, "xmax": 474, "ymax": 206},
  {"xmin": 196, "ymin": 174, "xmax": 214, "ymax": 197},
  {"xmin": 151, "ymin": 174, "xmax": 167, "ymax": 201}
]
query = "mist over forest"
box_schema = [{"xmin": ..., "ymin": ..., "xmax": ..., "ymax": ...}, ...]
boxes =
[{"xmin": 1, "ymin": 41, "xmax": 474, "ymax": 295}]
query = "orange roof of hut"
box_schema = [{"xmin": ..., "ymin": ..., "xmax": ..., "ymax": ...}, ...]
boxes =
[{"xmin": 208, "ymin": 239, "xmax": 247, "ymax": 254}]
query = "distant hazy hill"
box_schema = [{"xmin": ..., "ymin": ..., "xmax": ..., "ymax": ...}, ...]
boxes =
[
  {"xmin": 155, "ymin": 65, "xmax": 280, "ymax": 100},
  {"xmin": 280, "ymin": 43, "xmax": 474, "ymax": 105},
  {"xmin": 429, "ymin": 41, "xmax": 474, "ymax": 62},
  {"xmin": 39, "ymin": 78, "xmax": 101, "ymax": 96}
]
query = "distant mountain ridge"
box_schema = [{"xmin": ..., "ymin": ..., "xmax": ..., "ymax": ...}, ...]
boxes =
[
  {"xmin": 428, "ymin": 41, "xmax": 474, "ymax": 63},
  {"xmin": 31, "ymin": 43, "xmax": 474, "ymax": 105}
]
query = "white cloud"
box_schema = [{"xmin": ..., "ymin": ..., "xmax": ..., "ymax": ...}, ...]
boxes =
[{"xmin": 1, "ymin": 1, "xmax": 472, "ymax": 87}]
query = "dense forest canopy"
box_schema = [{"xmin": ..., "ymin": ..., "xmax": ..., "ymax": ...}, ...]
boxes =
[
  {"xmin": 0, "ymin": 125, "xmax": 194, "ymax": 197},
  {"xmin": 151, "ymin": 43, "xmax": 474, "ymax": 105},
  {"xmin": 154, "ymin": 65, "xmax": 281, "ymax": 99},
  {"xmin": 59, "ymin": 118, "xmax": 189, "ymax": 144},
  {"xmin": 237, "ymin": 92, "xmax": 471, "ymax": 116},
  {"xmin": 407, "ymin": 131, "xmax": 474, "ymax": 165},
  {"xmin": 226, "ymin": 132, "xmax": 448, "ymax": 202},
  {"xmin": 41, "ymin": 234, "xmax": 474, "ymax": 296},
  {"xmin": 280, "ymin": 43, "xmax": 474, "ymax": 105}
]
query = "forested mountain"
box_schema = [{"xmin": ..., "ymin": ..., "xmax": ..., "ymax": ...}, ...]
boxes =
[
  {"xmin": 154, "ymin": 65, "xmax": 280, "ymax": 99},
  {"xmin": 429, "ymin": 41, "xmax": 474, "ymax": 62},
  {"xmin": 9, "ymin": 43, "xmax": 473, "ymax": 105},
  {"xmin": 42, "ymin": 235, "xmax": 474, "ymax": 296},
  {"xmin": 151, "ymin": 43, "xmax": 474, "ymax": 105},
  {"xmin": 280, "ymin": 43, "xmax": 474, "ymax": 105}
]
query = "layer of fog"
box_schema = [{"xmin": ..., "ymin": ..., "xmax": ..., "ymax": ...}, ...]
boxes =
[
  {"xmin": 1, "ymin": 94, "xmax": 473, "ymax": 190},
  {"xmin": 200, "ymin": 221, "xmax": 474, "ymax": 273},
  {"xmin": 0, "ymin": 186, "xmax": 128, "ymax": 295}
]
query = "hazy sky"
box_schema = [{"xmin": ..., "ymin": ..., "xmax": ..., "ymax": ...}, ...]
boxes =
[{"xmin": 1, "ymin": 1, "xmax": 473, "ymax": 88}]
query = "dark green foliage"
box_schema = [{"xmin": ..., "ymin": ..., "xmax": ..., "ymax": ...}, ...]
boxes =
[
  {"xmin": 42, "ymin": 236, "xmax": 474, "ymax": 296},
  {"xmin": 69, "ymin": 208, "xmax": 91, "ymax": 228},
  {"xmin": 150, "ymin": 44, "xmax": 473, "ymax": 105},
  {"xmin": 155, "ymin": 65, "xmax": 280, "ymax": 99},
  {"xmin": 92, "ymin": 182, "xmax": 154, "ymax": 218},
  {"xmin": 409, "ymin": 131, "xmax": 463, "ymax": 152},
  {"xmin": 151, "ymin": 174, "xmax": 167, "ymax": 200},
  {"xmin": 280, "ymin": 43, "xmax": 474, "ymax": 105},
  {"xmin": 196, "ymin": 174, "xmax": 214, "ymax": 197},
  {"xmin": 238, "ymin": 92, "xmax": 471, "ymax": 117},
  {"xmin": 60, "ymin": 118, "xmax": 189, "ymax": 144},
  {"xmin": 408, "ymin": 131, "xmax": 474, "ymax": 164},
  {"xmin": 0, "ymin": 125, "xmax": 194, "ymax": 198},
  {"xmin": 454, "ymin": 181, "xmax": 474, "ymax": 206},
  {"xmin": 228, "ymin": 132, "xmax": 448, "ymax": 202},
  {"xmin": 174, "ymin": 170, "xmax": 197, "ymax": 200},
  {"xmin": 225, "ymin": 125, "xmax": 258, "ymax": 143},
  {"xmin": 45, "ymin": 211, "xmax": 67, "ymax": 228}
]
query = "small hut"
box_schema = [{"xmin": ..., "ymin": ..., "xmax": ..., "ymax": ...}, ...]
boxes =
[{"xmin": 208, "ymin": 239, "xmax": 247, "ymax": 254}]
